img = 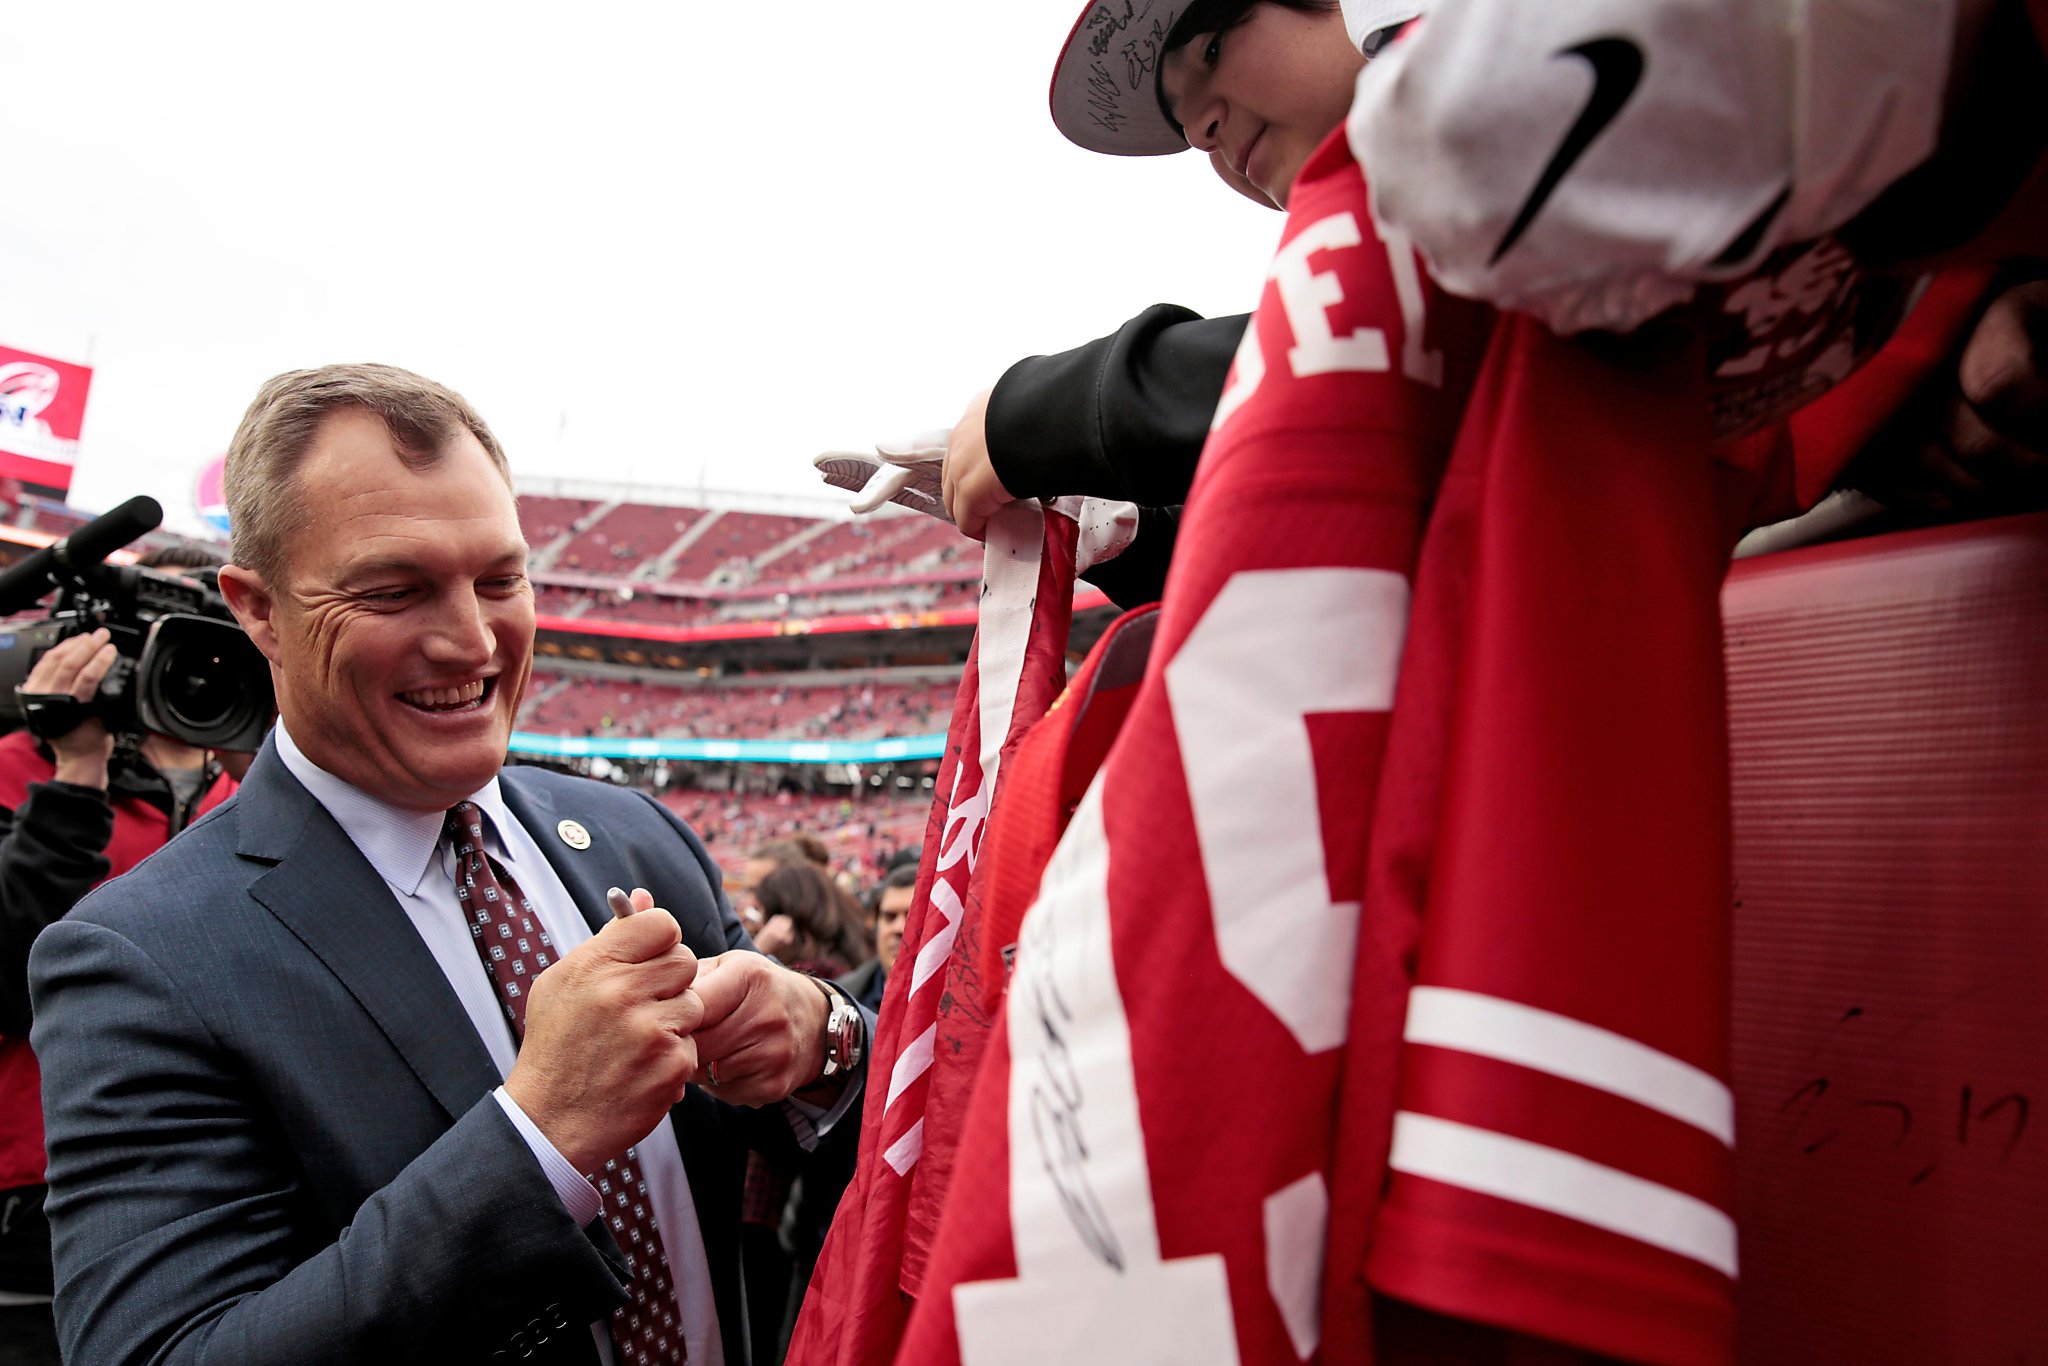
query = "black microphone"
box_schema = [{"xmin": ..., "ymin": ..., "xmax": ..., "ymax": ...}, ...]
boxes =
[{"xmin": 0, "ymin": 496, "xmax": 164, "ymax": 618}]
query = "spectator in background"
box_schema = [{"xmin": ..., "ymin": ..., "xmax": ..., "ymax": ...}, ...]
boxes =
[
  {"xmin": 727, "ymin": 838, "xmax": 786, "ymax": 941},
  {"xmin": 741, "ymin": 834, "xmax": 868, "ymax": 965},
  {"xmin": 738, "ymin": 859, "xmax": 871, "ymax": 1363},
  {"xmin": 738, "ymin": 834, "xmax": 829, "ymax": 902},
  {"xmin": 839, "ymin": 861, "xmax": 915, "ymax": 1015},
  {"xmin": 753, "ymin": 862, "xmax": 870, "ymax": 979}
]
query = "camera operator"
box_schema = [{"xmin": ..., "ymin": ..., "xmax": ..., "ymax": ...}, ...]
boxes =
[{"xmin": 0, "ymin": 546, "xmax": 244, "ymax": 1366}]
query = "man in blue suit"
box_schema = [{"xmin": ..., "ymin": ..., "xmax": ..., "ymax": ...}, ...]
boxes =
[{"xmin": 28, "ymin": 363, "xmax": 869, "ymax": 1364}]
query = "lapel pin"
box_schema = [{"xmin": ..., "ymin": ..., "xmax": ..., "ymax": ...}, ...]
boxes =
[{"xmin": 557, "ymin": 819, "xmax": 592, "ymax": 851}]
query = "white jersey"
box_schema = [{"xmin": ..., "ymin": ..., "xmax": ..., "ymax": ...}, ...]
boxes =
[{"xmin": 1350, "ymin": 0, "xmax": 1956, "ymax": 334}]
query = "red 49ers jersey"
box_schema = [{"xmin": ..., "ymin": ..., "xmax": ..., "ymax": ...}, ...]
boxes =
[
  {"xmin": 900, "ymin": 128, "xmax": 1497, "ymax": 1365},
  {"xmin": 904, "ymin": 123, "xmax": 1746, "ymax": 1366}
]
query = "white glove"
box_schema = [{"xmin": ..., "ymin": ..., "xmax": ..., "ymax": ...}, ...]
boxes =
[{"xmin": 812, "ymin": 427, "xmax": 954, "ymax": 523}]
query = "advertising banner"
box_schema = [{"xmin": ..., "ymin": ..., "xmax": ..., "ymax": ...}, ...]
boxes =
[
  {"xmin": 0, "ymin": 344, "xmax": 94, "ymax": 493},
  {"xmin": 194, "ymin": 452, "xmax": 231, "ymax": 534},
  {"xmin": 0, "ymin": 344, "xmax": 95, "ymax": 493}
]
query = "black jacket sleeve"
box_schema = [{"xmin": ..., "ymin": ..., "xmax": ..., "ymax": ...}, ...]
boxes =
[
  {"xmin": 34, "ymin": 914, "xmax": 626, "ymax": 1366},
  {"xmin": 0, "ymin": 781, "xmax": 114, "ymax": 1035},
  {"xmin": 984, "ymin": 305, "xmax": 1248, "ymax": 507}
]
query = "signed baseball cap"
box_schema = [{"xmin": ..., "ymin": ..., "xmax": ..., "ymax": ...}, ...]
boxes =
[
  {"xmin": 1048, "ymin": 0, "xmax": 1426, "ymax": 156},
  {"xmin": 1048, "ymin": 0, "xmax": 1191, "ymax": 155}
]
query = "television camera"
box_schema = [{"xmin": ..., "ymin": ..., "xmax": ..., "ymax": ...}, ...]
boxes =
[{"xmin": 0, "ymin": 496, "xmax": 274, "ymax": 751}]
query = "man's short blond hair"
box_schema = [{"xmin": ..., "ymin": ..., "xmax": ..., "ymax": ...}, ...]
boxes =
[{"xmin": 224, "ymin": 363, "xmax": 512, "ymax": 583}]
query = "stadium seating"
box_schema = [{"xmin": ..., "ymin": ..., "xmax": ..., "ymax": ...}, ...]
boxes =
[
  {"xmin": 552, "ymin": 502, "xmax": 707, "ymax": 573},
  {"xmin": 516, "ymin": 494, "xmax": 978, "ymax": 601},
  {"xmin": 660, "ymin": 511, "xmax": 814, "ymax": 584},
  {"xmin": 571, "ymin": 593, "xmax": 722, "ymax": 627},
  {"xmin": 518, "ymin": 671, "xmax": 955, "ymax": 741},
  {"xmin": 660, "ymin": 786, "xmax": 929, "ymax": 880},
  {"xmin": 23, "ymin": 499, "xmax": 91, "ymax": 540},
  {"xmin": 764, "ymin": 515, "xmax": 973, "ymax": 582},
  {"xmin": 515, "ymin": 494, "xmax": 600, "ymax": 549},
  {"xmin": 1725, "ymin": 511, "xmax": 2048, "ymax": 1363}
]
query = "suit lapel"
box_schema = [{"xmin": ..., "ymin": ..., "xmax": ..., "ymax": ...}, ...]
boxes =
[
  {"xmin": 499, "ymin": 774, "xmax": 611, "ymax": 938},
  {"xmin": 235, "ymin": 742, "xmax": 500, "ymax": 1124}
]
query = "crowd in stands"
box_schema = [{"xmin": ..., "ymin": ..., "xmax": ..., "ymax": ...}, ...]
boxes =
[
  {"xmin": 15, "ymin": 491, "xmax": 983, "ymax": 638},
  {"xmin": 553, "ymin": 503, "xmax": 707, "ymax": 572},
  {"xmin": 666, "ymin": 787, "xmax": 927, "ymax": 886},
  {"xmin": 762, "ymin": 517, "xmax": 971, "ymax": 583},
  {"xmin": 664, "ymin": 512, "xmax": 813, "ymax": 583},
  {"xmin": 15, "ymin": 492, "xmax": 973, "ymax": 591},
  {"xmin": 513, "ymin": 493, "xmax": 598, "ymax": 546},
  {"xmin": 509, "ymin": 493, "xmax": 984, "ymax": 634},
  {"xmin": 564, "ymin": 592, "xmax": 718, "ymax": 627},
  {"xmin": 529, "ymin": 494, "xmax": 970, "ymax": 576},
  {"xmin": 519, "ymin": 672, "xmax": 956, "ymax": 742}
]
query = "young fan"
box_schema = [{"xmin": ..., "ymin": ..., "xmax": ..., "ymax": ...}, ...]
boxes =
[
  {"xmin": 919, "ymin": 0, "xmax": 2042, "ymax": 557},
  {"xmin": 929, "ymin": 1, "xmax": 1409, "ymax": 558},
  {"xmin": 1050, "ymin": 0, "xmax": 1372, "ymax": 209}
]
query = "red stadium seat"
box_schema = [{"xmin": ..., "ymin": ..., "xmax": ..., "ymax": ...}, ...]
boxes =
[
  {"xmin": 515, "ymin": 494, "xmax": 601, "ymax": 547},
  {"xmin": 660, "ymin": 511, "xmax": 814, "ymax": 583},
  {"xmin": 1726, "ymin": 512, "xmax": 2048, "ymax": 1362}
]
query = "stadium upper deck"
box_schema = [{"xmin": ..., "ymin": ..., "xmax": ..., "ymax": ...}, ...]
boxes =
[{"xmin": 519, "ymin": 492, "xmax": 976, "ymax": 589}]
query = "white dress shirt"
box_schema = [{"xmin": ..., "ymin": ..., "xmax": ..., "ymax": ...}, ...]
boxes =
[{"xmin": 276, "ymin": 725, "xmax": 723, "ymax": 1366}]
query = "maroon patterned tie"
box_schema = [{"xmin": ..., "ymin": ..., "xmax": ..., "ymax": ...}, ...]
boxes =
[{"xmin": 446, "ymin": 802, "xmax": 687, "ymax": 1364}]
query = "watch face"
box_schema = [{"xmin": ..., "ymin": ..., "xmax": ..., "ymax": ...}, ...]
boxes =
[{"xmin": 826, "ymin": 995, "xmax": 862, "ymax": 1074}]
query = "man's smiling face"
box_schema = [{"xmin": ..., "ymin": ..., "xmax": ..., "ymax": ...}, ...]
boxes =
[{"xmin": 226, "ymin": 408, "xmax": 534, "ymax": 810}]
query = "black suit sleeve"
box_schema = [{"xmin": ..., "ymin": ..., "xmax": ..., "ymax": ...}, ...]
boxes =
[
  {"xmin": 30, "ymin": 916, "xmax": 623, "ymax": 1366},
  {"xmin": 0, "ymin": 780, "xmax": 114, "ymax": 1035},
  {"xmin": 983, "ymin": 305, "xmax": 1247, "ymax": 507}
]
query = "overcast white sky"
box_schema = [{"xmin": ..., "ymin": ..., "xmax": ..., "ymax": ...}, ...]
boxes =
[{"xmin": 3, "ymin": 1, "xmax": 1283, "ymax": 535}]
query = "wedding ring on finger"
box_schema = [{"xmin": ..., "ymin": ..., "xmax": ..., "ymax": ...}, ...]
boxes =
[{"xmin": 707, "ymin": 1059, "xmax": 722, "ymax": 1088}]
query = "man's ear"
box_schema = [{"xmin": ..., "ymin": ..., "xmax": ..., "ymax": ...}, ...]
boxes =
[{"xmin": 217, "ymin": 565, "xmax": 282, "ymax": 665}]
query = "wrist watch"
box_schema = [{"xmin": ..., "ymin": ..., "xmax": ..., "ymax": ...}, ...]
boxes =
[{"xmin": 813, "ymin": 978, "xmax": 865, "ymax": 1079}]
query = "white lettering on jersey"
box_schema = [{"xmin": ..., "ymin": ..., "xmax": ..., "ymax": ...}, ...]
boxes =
[
  {"xmin": 1383, "ymin": 231, "xmax": 1445, "ymax": 388},
  {"xmin": 954, "ymin": 786, "xmax": 1240, "ymax": 1366},
  {"xmin": 1165, "ymin": 568, "xmax": 1408, "ymax": 1052},
  {"xmin": 1213, "ymin": 214, "xmax": 1439, "ymax": 435},
  {"xmin": 1273, "ymin": 212, "xmax": 1392, "ymax": 378},
  {"xmin": 956, "ymin": 568, "xmax": 1410, "ymax": 1362}
]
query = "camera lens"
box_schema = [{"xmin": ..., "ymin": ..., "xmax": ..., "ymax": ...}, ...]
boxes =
[
  {"xmin": 157, "ymin": 638, "xmax": 239, "ymax": 730},
  {"xmin": 136, "ymin": 615, "xmax": 271, "ymax": 749}
]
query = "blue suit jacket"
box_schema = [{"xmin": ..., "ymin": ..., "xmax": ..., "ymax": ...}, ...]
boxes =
[{"xmin": 28, "ymin": 741, "xmax": 829, "ymax": 1364}]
